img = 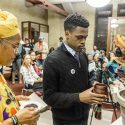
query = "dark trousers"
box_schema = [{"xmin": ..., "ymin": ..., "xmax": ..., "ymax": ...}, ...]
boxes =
[{"xmin": 53, "ymin": 120, "xmax": 88, "ymax": 125}]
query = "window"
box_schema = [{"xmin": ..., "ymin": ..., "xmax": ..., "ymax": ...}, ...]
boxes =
[
  {"xmin": 117, "ymin": 4, "xmax": 125, "ymax": 16},
  {"xmin": 94, "ymin": 5, "xmax": 112, "ymax": 51},
  {"xmin": 21, "ymin": 21, "xmax": 49, "ymax": 43}
]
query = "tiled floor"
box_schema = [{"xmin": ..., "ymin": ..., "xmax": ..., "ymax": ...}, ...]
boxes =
[
  {"xmin": 37, "ymin": 108, "xmax": 113, "ymax": 125},
  {"xmin": 38, "ymin": 110, "xmax": 53, "ymax": 125},
  {"xmin": 88, "ymin": 109, "xmax": 113, "ymax": 125}
]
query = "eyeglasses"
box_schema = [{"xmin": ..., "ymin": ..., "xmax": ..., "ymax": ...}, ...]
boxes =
[
  {"xmin": 0, "ymin": 39, "xmax": 19, "ymax": 49},
  {"xmin": 6, "ymin": 41, "xmax": 19, "ymax": 49}
]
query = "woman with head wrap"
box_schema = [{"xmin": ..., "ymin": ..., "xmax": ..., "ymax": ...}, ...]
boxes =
[{"xmin": 0, "ymin": 10, "xmax": 40, "ymax": 125}]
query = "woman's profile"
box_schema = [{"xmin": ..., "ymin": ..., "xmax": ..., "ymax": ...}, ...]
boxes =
[{"xmin": 0, "ymin": 10, "xmax": 40, "ymax": 125}]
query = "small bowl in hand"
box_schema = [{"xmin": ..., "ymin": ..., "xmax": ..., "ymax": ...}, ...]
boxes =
[
  {"xmin": 94, "ymin": 83, "xmax": 107, "ymax": 90},
  {"xmin": 94, "ymin": 83, "xmax": 108, "ymax": 96},
  {"xmin": 94, "ymin": 88, "xmax": 108, "ymax": 95}
]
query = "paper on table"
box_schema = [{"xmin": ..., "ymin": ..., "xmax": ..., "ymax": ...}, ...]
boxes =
[
  {"xmin": 19, "ymin": 92, "xmax": 48, "ymax": 112},
  {"xmin": 110, "ymin": 116, "xmax": 122, "ymax": 125}
]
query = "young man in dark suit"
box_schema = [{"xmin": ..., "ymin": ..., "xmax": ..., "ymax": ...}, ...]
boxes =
[{"xmin": 43, "ymin": 13, "xmax": 106, "ymax": 125}]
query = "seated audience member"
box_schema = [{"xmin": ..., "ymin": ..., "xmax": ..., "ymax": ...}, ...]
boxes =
[
  {"xmin": 0, "ymin": 10, "xmax": 40, "ymax": 124},
  {"xmin": 88, "ymin": 54, "xmax": 96, "ymax": 72},
  {"xmin": 102, "ymin": 61, "xmax": 115, "ymax": 84},
  {"xmin": 107, "ymin": 52, "xmax": 120, "ymax": 76},
  {"xmin": 30, "ymin": 51, "xmax": 42, "ymax": 77},
  {"xmin": 93, "ymin": 53, "xmax": 101, "ymax": 69},
  {"xmin": 35, "ymin": 51, "xmax": 43, "ymax": 68},
  {"xmin": 87, "ymin": 54, "xmax": 98, "ymax": 85},
  {"xmin": 20, "ymin": 54, "xmax": 43, "ymax": 95},
  {"xmin": 91, "ymin": 45, "xmax": 100, "ymax": 56},
  {"xmin": 100, "ymin": 50, "xmax": 109, "ymax": 63},
  {"xmin": 42, "ymin": 39, "xmax": 49, "ymax": 62}
]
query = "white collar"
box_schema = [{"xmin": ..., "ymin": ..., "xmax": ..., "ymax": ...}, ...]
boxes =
[{"xmin": 63, "ymin": 43, "xmax": 76, "ymax": 56}]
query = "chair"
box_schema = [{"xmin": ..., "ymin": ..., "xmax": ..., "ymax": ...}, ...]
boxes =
[
  {"xmin": 21, "ymin": 85, "xmax": 34, "ymax": 96},
  {"xmin": 21, "ymin": 84, "xmax": 43, "ymax": 96},
  {"xmin": 21, "ymin": 74, "xmax": 43, "ymax": 96}
]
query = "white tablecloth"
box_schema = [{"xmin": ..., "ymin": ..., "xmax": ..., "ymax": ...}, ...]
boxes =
[{"xmin": 111, "ymin": 116, "xmax": 122, "ymax": 125}]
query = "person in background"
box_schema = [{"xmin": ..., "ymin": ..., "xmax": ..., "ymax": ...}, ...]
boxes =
[
  {"xmin": 34, "ymin": 37, "xmax": 44, "ymax": 53},
  {"xmin": 35, "ymin": 51, "xmax": 43, "ymax": 69},
  {"xmin": 101, "ymin": 61, "xmax": 116, "ymax": 84},
  {"xmin": 87, "ymin": 54, "xmax": 97, "ymax": 86},
  {"xmin": 58, "ymin": 36, "xmax": 63, "ymax": 47},
  {"xmin": 34, "ymin": 36, "xmax": 48, "ymax": 65},
  {"xmin": 107, "ymin": 52, "xmax": 120, "ymax": 76},
  {"xmin": 30, "ymin": 51, "xmax": 43, "ymax": 77},
  {"xmin": 99, "ymin": 50, "xmax": 108, "ymax": 64},
  {"xmin": 0, "ymin": 10, "xmax": 40, "ymax": 125},
  {"xmin": 48, "ymin": 47, "xmax": 55, "ymax": 54},
  {"xmin": 20, "ymin": 54, "xmax": 43, "ymax": 96},
  {"xmin": 93, "ymin": 53, "xmax": 101, "ymax": 69},
  {"xmin": 42, "ymin": 38, "xmax": 49, "ymax": 63},
  {"xmin": 22, "ymin": 38, "xmax": 32, "ymax": 55},
  {"xmin": 91, "ymin": 45, "xmax": 100, "ymax": 56},
  {"xmin": 11, "ymin": 40, "xmax": 24, "ymax": 84},
  {"xmin": 88, "ymin": 54, "xmax": 96, "ymax": 73},
  {"xmin": 43, "ymin": 13, "xmax": 106, "ymax": 125}
]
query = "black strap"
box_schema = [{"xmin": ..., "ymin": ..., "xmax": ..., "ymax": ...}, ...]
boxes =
[{"xmin": 11, "ymin": 115, "xmax": 18, "ymax": 125}]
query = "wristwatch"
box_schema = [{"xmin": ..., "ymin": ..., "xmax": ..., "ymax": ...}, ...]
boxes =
[{"xmin": 11, "ymin": 115, "xmax": 18, "ymax": 125}]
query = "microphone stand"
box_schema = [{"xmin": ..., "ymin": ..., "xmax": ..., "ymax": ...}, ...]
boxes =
[
  {"xmin": 103, "ymin": 71, "xmax": 118, "ymax": 120},
  {"xmin": 94, "ymin": 57, "xmax": 104, "ymax": 120},
  {"xmin": 90, "ymin": 56, "xmax": 117, "ymax": 125},
  {"xmin": 90, "ymin": 57, "xmax": 103, "ymax": 125}
]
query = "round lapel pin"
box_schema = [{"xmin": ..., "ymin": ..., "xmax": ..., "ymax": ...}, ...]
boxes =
[{"xmin": 71, "ymin": 69, "xmax": 75, "ymax": 74}]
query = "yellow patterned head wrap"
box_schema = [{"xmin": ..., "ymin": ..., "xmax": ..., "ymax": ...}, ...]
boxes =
[{"xmin": 0, "ymin": 10, "xmax": 20, "ymax": 38}]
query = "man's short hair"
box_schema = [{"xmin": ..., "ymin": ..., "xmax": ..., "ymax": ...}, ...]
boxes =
[{"xmin": 64, "ymin": 13, "xmax": 89, "ymax": 31}]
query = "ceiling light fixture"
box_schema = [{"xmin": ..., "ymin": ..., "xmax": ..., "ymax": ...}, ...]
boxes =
[
  {"xmin": 111, "ymin": 24, "xmax": 119, "ymax": 28},
  {"xmin": 86, "ymin": 0, "xmax": 111, "ymax": 8}
]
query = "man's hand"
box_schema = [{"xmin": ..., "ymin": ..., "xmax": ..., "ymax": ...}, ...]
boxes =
[{"xmin": 79, "ymin": 87, "xmax": 107, "ymax": 104}]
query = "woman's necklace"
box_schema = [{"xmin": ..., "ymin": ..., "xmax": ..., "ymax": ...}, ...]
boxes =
[{"xmin": 0, "ymin": 73, "xmax": 18, "ymax": 107}]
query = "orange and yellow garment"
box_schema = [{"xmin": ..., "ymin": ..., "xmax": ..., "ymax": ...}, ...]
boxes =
[{"xmin": 0, "ymin": 73, "xmax": 19, "ymax": 122}]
